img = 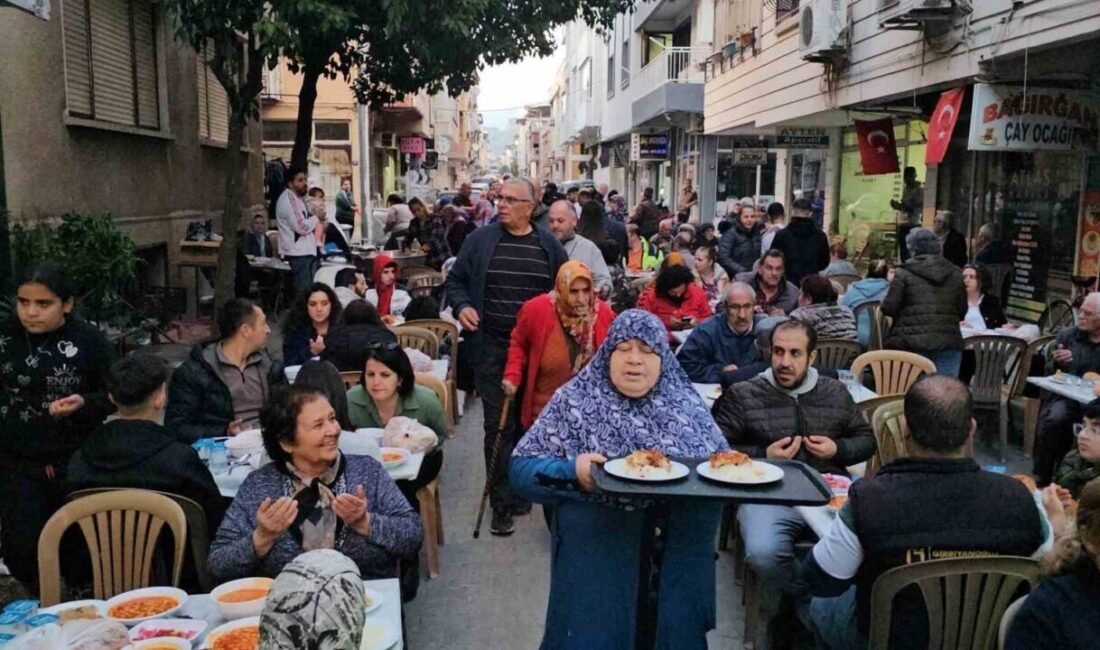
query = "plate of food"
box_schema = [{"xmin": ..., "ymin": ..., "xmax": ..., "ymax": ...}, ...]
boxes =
[
  {"xmin": 362, "ymin": 587, "xmax": 383, "ymax": 616},
  {"xmin": 1050, "ymin": 370, "xmax": 1067, "ymax": 384},
  {"xmin": 204, "ymin": 616, "xmax": 260, "ymax": 650},
  {"xmin": 359, "ymin": 620, "xmax": 399, "ymax": 650},
  {"xmin": 604, "ymin": 450, "xmax": 690, "ymax": 482},
  {"xmin": 822, "ymin": 473, "xmax": 853, "ymax": 511},
  {"xmin": 105, "ymin": 587, "xmax": 188, "ymax": 626},
  {"xmin": 696, "ymin": 451, "xmax": 784, "ymax": 485},
  {"xmin": 379, "ymin": 447, "xmax": 410, "ymax": 469},
  {"xmin": 129, "ymin": 618, "xmax": 208, "ymax": 645},
  {"xmin": 38, "ymin": 599, "xmax": 106, "ymax": 623}
]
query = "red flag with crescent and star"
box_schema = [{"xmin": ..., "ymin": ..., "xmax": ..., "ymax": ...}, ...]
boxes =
[
  {"xmin": 854, "ymin": 117, "xmax": 900, "ymax": 175},
  {"xmin": 925, "ymin": 87, "xmax": 966, "ymax": 165}
]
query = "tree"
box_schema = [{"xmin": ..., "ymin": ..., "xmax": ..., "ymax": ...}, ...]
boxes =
[
  {"xmin": 285, "ymin": 0, "xmax": 635, "ymax": 173},
  {"xmin": 161, "ymin": 0, "xmax": 276, "ymax": 311}
]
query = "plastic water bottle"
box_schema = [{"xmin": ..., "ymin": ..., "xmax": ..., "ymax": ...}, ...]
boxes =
[{"xmin": 210, "ymin": 442, "xmax": 229, "ymax": 474}]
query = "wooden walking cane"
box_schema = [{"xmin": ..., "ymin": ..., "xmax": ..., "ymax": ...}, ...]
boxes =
[{"xmin": 473, "ymin": 396, "xmax": 513, "ymax": 539}]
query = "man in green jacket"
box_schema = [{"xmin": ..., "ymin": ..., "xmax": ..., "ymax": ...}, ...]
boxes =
[{"xmin": 1054, "ymin": 400, "xmax": 1100, "ymax": 499}]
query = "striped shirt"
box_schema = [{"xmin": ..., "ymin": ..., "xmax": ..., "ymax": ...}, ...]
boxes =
[{"xmin": 483, "ymin": 231, "xmax": 552, "ymax": 343}]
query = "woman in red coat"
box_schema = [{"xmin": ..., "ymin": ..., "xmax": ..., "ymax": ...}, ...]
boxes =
[
  {"xmin": 636, "ymin": 256, "xmax": 713, "ymax": 335},
  {"xmin": 503, "ymin": 261, "xmax": 615, "ymax": 431}
]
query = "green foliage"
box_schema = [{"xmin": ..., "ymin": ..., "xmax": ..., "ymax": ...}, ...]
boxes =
[{"xmin": 11, "ymin": 213, "xmax": 138, "ymax": 325}]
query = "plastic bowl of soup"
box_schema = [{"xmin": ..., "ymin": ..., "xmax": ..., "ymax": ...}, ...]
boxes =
[
  {"xmin": 210, "ymin": 578, "xmax": 273, "ymax": 620},
  {"xmin": 105, "ymin": 586, "xmax": 188, "ymax": 626},
  {"xmin": 204, "ymin": 616, "xmax": 260, "ymax": 650}
]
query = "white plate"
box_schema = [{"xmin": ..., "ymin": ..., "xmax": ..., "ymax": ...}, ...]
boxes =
[
  {"xmin": 696, "ymin": 460, "xmax": 784, "ymax": 485},
  {"xmin": 360, "ymin": 620, "xmax": 399, "ymax": 650},
  {"xmin": 603, "ymin": 457, "xmax": 690, "ymax": 482},
  {"xmin": 379, "ymin": 447, "xmax": 409, "ymax": 469},
  {"xmin": 129, "ymin": 618, "xmax": 208, "ymax": 645},
  {"xmin": 362, "ymin": 587, "xmax": 383, "ymax": 615},
  {"xmin": 203, "ymin": 616, "xmax": 259, "ymax": 649},
  {"xmin": 38, "ymin": 599, "xmax": 106, "ymax": 621},
  {"xmin": 105, "ymin": 586, "xmax": 188, "ymax": 626}
]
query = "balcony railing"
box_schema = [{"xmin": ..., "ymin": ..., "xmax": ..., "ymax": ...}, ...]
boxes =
[{"xmin": 636, "ymin": 47, "xmax": 710, "ymax": 96}]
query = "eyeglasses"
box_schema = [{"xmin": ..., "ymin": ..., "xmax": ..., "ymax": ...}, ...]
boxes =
[
  {"xmin": 1073, "ymin": 423, "xmax": 1100, "ymax": 439},
  {"xmin": 498, "ymin": 195, "xmax": 532, "ymax": 206}
]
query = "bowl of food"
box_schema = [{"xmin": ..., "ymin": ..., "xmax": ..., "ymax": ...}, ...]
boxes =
[
  {"xmin": 129, "ymin": 618, "xmax": 207, "ymax": 645},
  {"xmin": 379, "ymin": 447, "xmax": 410, "ymax": 469},
  {"xmin": 130, "ymin": 638, "xmax": 193, "ymax": 650},
  {"xmin": 210, "ymin": 577, "xmax": 273, "ymax": 620},
  {"xmin": 105, "ymin": 587, "xmax": 187, "ymax": 626},
  {"xmin": 204, "ymin": 616, "xmax": 260, "ymax": 650}
]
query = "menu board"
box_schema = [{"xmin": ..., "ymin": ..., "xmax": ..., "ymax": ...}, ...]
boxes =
[{"xmin": 1006, "ymin": 211, "xmax": 1046, "ymax": 319}]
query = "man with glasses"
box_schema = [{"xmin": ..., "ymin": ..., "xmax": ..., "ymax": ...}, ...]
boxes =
[
  {"xmin": 677, "ymin": 282, "xmax": 760, "ymax": 384},
  {"xmin": 1054, "ymin": 400, "xmax": 1100, "ymax": 499},
  {"xmin": 445, "ymin": 178, "xmax": 568, "ymax": 536},
  {"xmin": 1036, "ymin": 293, "xmax": 1100, "ymax": 485}
]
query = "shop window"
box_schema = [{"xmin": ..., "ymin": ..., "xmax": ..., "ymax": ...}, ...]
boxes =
[{"xmin": 63, "ymin": 0, "xmax": 161, "ymax": 130}]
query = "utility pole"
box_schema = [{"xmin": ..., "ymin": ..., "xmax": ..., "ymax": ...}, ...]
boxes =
[{"xmin": 357, "ymin": 102, "xmax": 372, "ymax": 245}]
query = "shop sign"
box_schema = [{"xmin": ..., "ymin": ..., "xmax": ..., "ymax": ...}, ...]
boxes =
[
  {"xmin": 968, "ymin": 84, "xmax": 1100, "ymax": 152},
  {"xmin": 630, "ymin": 133, "xmax": 670, "ymax": 161},
  {"xmin": 776, "ymin": 128, "xmax": 829, "ymax": 148},
  {"xmin": 733, "ymin": 149, "xmax": 768, "ymax": 166},
  {"xmin": 1078, "ymin": 156, "xmax": 1100, "ymax": 277},
  {"xmin": 400, "ymin": 137, "xmax": 425, "ymax": 156}
]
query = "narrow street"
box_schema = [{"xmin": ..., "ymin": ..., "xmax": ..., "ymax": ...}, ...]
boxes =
[{"xmin": 404, "ymin": 397, "xmax": 744, "ymax": 649}]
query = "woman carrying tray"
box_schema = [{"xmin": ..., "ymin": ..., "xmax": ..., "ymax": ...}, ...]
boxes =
[{"xmin": 510, "ymin": 309, "xmax": 728, "ymax": 649}]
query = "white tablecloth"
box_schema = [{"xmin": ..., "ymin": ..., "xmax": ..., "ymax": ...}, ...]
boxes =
[
  {"xmin": 671, "ymin": 329, "xmax": 694, "ymax": 346},
  {"xmin": 692, "ymin": 381, "xmax": 878, "ymax": 406},
  {"xmin": 1027, "ymin": 375, "xmax": 1096, "ymax": 405},
  {"xmin": 181, "ymin": 578, "xmax": 403, "ymax": 649},
  {"xmin": 430, "ymin": 359, "xmax": 448, "ymax": 382},
  {"xmin": 213, "ymin": 452, "xmax": 425, "ymax": 498}
]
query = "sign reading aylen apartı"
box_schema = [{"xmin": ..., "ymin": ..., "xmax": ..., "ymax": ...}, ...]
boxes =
[
  {"xmin": 968, "ymin": 84, "xmax": 1099, "ymax": 152},
  {"xmin": 776, "ymin": 128, "xmax": 829, "ymax": 148}
]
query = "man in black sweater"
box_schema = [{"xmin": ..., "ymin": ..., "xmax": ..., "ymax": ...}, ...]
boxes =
[
  {"xmin": 771, "ymin": 197, "xmax": 829, "ymax": 285},
  {"xmin": 797, "ymin": 375, "xmax": 1047, "ymax": 650},
  {"xmin": 68, "ymin": 355, "xmax": 226, "ymax": 532}
]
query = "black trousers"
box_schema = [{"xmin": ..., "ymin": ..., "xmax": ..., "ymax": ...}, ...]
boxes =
[
  {"xmin": 0, "ymin": 459, "xmax": 71, "ymax": 588},
  {"xmin": 1034, "ymin": 396, "xmax": 1082, "ymax": 486},
  {"xmin": 473, "ymin": 339, "xmax": 520, "ymax": 510}
]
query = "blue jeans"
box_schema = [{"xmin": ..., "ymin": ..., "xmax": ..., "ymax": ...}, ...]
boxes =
[
  {"xmin": 919, "ymin": 349, "xmax": 962, "ymax": 378},
  {"xmin": 738, "ymin": 505, "xmax": 809, "ymax": 627},
  {"xmin": 807, "ymin": 587, "xmax": 866, "ymax": 650},
  {"xmin": 286, "ymin": 254, "xmax": 317, "ymax": 296}
]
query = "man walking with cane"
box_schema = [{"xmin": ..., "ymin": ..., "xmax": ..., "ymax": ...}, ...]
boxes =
[{"xmin": 446, "ymin": 178, "xmax": 568, "ymax": 536}]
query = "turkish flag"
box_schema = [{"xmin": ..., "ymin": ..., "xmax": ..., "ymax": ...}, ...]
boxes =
[
  {"xmin": 925, "ymin": 87, "xmax": 965, "ymax": 165},
  {"xmin": 854, "ymin": 118, "xmax": 900, "ymax": 175}
]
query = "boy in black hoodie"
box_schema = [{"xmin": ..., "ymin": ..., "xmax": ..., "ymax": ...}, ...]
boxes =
[{"xmin": 67, "ymin": 355, "xmax": 226, "ymax": 532}]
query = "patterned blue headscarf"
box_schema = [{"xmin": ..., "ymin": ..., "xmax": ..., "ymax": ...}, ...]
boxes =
[{"xmin": 514, "ymin": 309, "xmax": 728, "ymax": 459}]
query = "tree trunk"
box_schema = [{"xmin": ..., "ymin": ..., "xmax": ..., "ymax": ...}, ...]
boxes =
[
  {"xmin": 290, "ymin": 65, "xmax": 323, "ymax": 173},
  {"xmin": 212, "ymin": 114, "xmax": 247, "ymax": 313}
]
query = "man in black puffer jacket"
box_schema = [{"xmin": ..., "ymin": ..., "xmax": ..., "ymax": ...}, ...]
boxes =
[
  {"xmin": 771, "ymin": 197, "xmax": 829, "ymax": 285},
  {"xmin": 718, "ymin": 206, "xmax": 763, "ymax": 277},
  {"xmin": 166, "ymin": 299, "xmax": 285, "ymax": 442},
  {"xmin": 713, "ymin": 319, "xmax": 875, "ymax": 649},
  {"xmin": 881, "ymin": 227, "xmax": 967, "ymax": 377}
]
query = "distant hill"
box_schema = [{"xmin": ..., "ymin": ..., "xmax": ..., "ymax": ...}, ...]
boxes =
[{"xmin": 482, "ymin": 123, "xmax": 517, "ymax": 158}]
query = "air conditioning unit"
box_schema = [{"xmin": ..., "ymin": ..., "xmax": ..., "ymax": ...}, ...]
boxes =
[
  {"xmin": 799, "ymin": 0, "xmax": 848, "ymax": 63},
  {"xmin": 686, "ymin": 114, "xmax": 705, "ymax": 134},
  {"xmin": 375, "ymin": 132, "xmax": 396, "ymax": 148},
  {"xmin": 878, "ymin": 0, "xmax": 954, "ymax": 29},
  {"xmin": 308, "ymin": 147, "xmax": 322, "ymax": 163}
]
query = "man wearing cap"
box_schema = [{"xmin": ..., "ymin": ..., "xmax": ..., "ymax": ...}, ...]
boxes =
[{"xmin": 771, "ymin": 197, "xmax": 829, "ymax": 285}]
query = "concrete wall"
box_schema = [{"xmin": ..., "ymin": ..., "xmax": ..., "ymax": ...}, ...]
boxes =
[
  {"xmin": 705, "ymin": 0, "xmax": 1100, "ymax": 132},
  {"xmin": 0, "ymin": 5, "xmax": 263, "ymax": 286}
]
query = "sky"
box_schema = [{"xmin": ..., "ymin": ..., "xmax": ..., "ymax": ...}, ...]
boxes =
[{"xmin": 478, "ymin": 51, "xmax": 563, "ymax": 130}]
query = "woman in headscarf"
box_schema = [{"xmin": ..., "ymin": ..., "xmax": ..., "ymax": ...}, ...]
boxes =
[
  {"xmin": 510, "ymin": 310, "xmax": 729, "ymax": 650},
  {"xmin": 636, "ymin": 257, "xmax": 713, "ymax": 335},
  {"xmin": 606, "ymin": 193, "xmax": 628, "ymax": 223},
  {"xmin": 365, "ymin": 254, "xmax": 411, "ymax": 321},
  {"xmin": 259, "ymin": 549, "xmax": 365, "ymax": 650},
  {"xmin": 502, "ymin": 261, "xmax": 616, "ymax": 432}
]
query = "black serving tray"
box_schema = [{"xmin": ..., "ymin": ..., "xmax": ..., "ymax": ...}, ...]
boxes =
[{"xmin": 593, "ymin": 458, "xmax": 830, "ymax": 506}]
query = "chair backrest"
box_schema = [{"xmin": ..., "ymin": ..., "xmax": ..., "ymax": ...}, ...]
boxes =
[
  {"xmin": 405, "ymin": 319, "xmax": 458, "ymax": 381},
  {"xmin": 67, "ymin": 488, "xmax": 213, "ymax": 593},
  {"xmin": 851, "ymin": 350, "xmax": 936, "ymax": 397},
  {"xmin": 1038, "ymin": 299, "xmax": 1075, "ymax": 334},
  {"xmin": 39, "ymin": 489, "xmax": 187, "ymax": 605},
  {"xmin": 400, "ymin": 264, "xmax": 436, "ymax": 282},
  {"xmin": 997, "ymin": 595, "xmax": 1027, "ymax": 650},
  {"xmin": 829, "ymin": 274, "xmax": 863, "ymax": 292},
  {"xmin": 393, "ymin": 325, "xmax": 440, "ymax": 359},
  {"xmin": 868, "ymin": 556, "xmax": 1039, "ymax": 650},
  {"xmin": 868, "ymin": 399, "xmax": 906, "ymax": 476},
  {"xmin": 984, "ymin": 264, "xmax": 1014, "ymax": 304},
  {"xmin": 266, "ymin": 231, "xmax": 280, "ymax": 258},
  {"xmin": 340, "ymin": 370, "xmax": 362, "ymax": 388},
  {"xmin": 414, "ymin": 371, "xmax": 452, "ymax": 434},
  {"xmin": 852, "ymin": 301, "xmax": 884, "ymax": 351},
  {"xmin": 814, "ymin": 339, "xmax": 863, "ymax": 371},
  {"xmin": 1008, "ymin": 335, "xmax": 1055, "ymax": 399},
  {"xmin": 963, "ymin": 335, "xmax": 1028, "ymax": 407},
  {"xmin": 406, "ymin": 273, "xmax": 443, "ymax": 298}
]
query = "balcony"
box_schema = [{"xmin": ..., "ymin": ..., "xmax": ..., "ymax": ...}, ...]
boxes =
[
  {"xmin": 260, "ymin": 68, "xmax": 282, "ymax": 103},
  {"xmin": 632, "ymin": 47, "xmax": 709, "ymax": 127},
  {"xmin": 380, "ymin": 95, "xmax": 426, "ymax": 119}
]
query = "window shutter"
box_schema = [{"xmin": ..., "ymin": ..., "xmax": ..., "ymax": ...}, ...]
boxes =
[
  {"xmin": 132, "ymin": 0, "xmax": 159, "ymax": 129},
  {"xmin": 88, "ymin": 0, "xmax": 136, "ymax": 125},
  {"xmin": 63, "ymin": 0, "xmax": 93, "ymax": 117},
  {"xmin": 198, "ymin": 42, "xmax": 230, "ymax": 143}
]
